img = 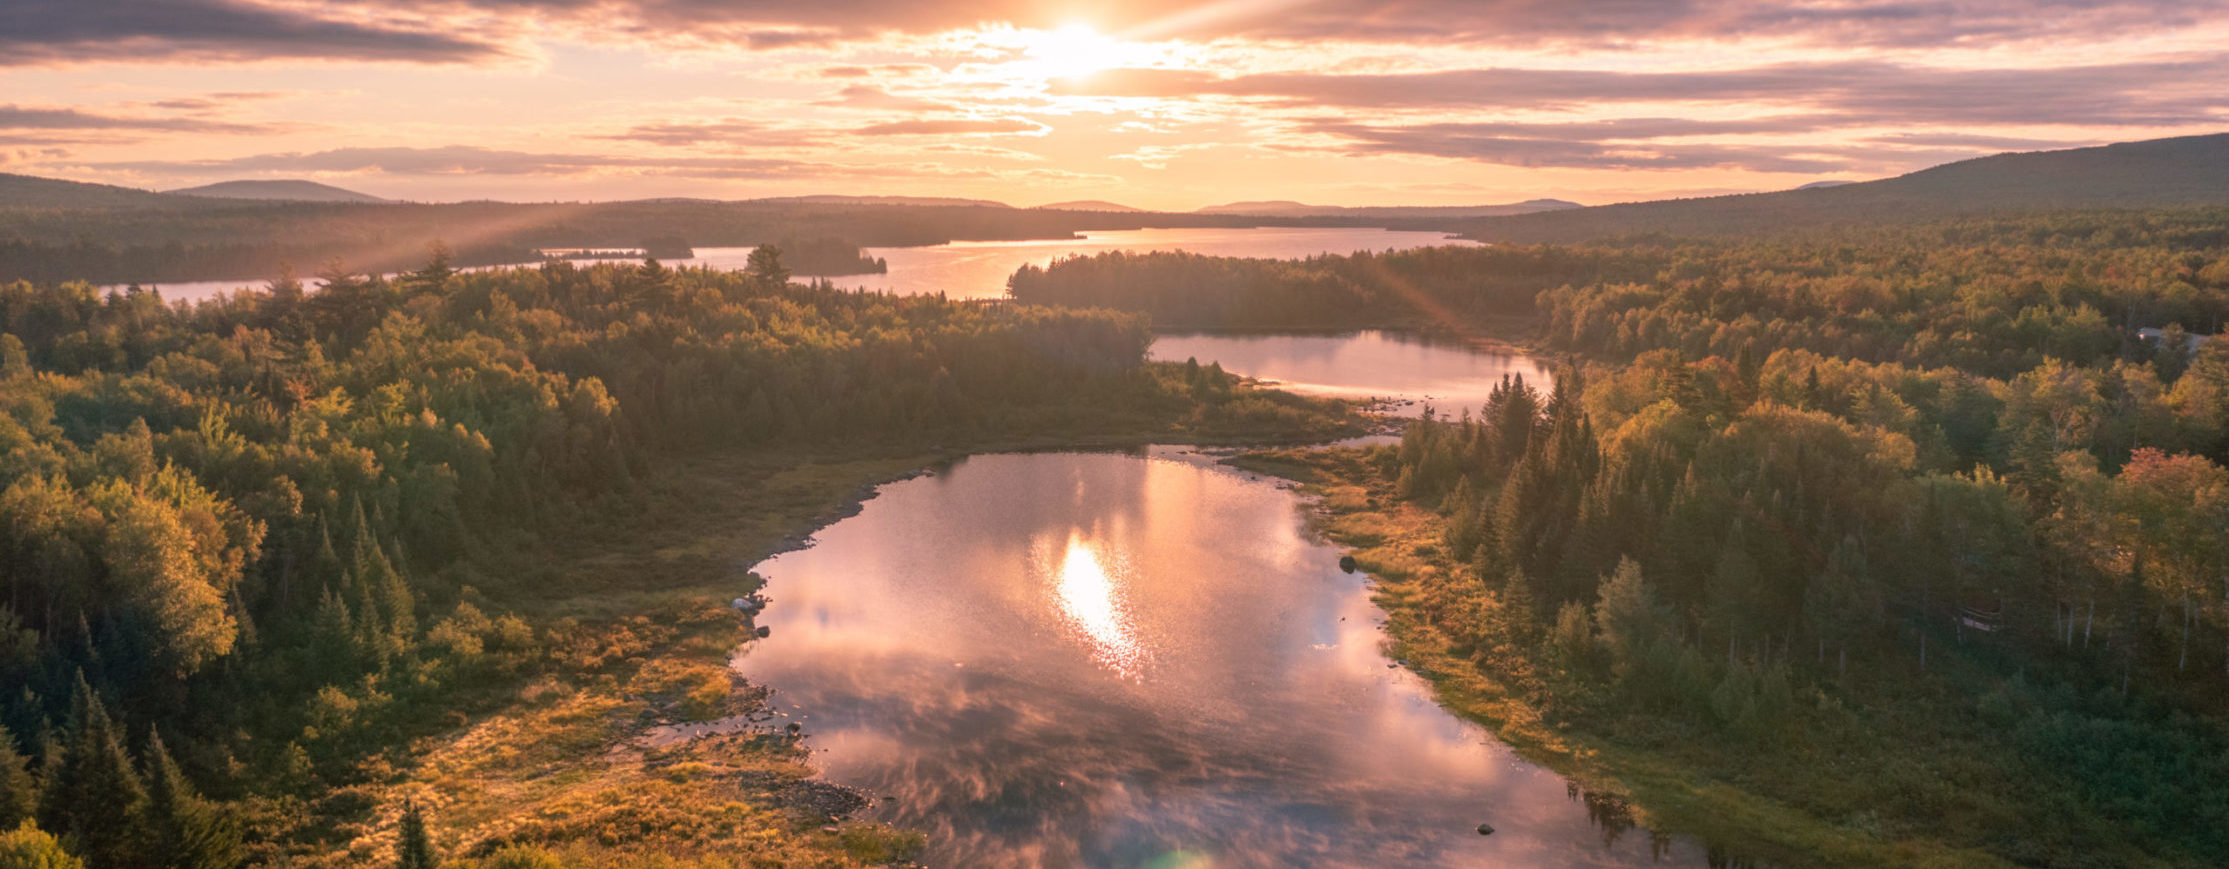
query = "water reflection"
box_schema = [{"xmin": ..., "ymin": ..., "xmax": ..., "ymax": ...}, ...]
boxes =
[
  {"xmin": 1045, "ymin": 533, "xmax": 1148, "ymax": 679},
  {"xmin": 731, "ymin": 452, "xmax": 1741, "ymax": 868},
  {"xmin": 1149, "ymin": 330, "xmax": 1552, "ymax": 417},
  {"xmin": 112, "ymin": 227, "xmax": 1474, "ymax": 304}
]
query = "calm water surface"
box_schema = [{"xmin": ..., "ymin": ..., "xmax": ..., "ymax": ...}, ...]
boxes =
[
  {"xmin": 731, "ymin": 450, "xmax": 1726, "ymax": 868},
  {"xmin": 1151, "ymin": 330, "xmax": 1553, "ymax": 416},
  {"xmin": 118, "ymin": 226, "xmax": 1474, "ymax": 303},
  {"xmin": 681, "ymin": 226, "xmax": 1476, "ymax": 299}
]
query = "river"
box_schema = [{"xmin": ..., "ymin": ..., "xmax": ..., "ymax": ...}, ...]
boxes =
[{"xmin": 722, "ymin": 449, "xmax": 1737, "ymax": 868}]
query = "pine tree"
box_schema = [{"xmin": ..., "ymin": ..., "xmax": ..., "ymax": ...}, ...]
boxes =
[
  {"xmin": 45, "ymin": 677, "xmax": 144, "ymax": 869},
  {"xmin": 143, "ymin": 730, "xmax": 243, "ymax": 869},
  {"xmin": 0, "ymin": 735, "xmax": 35, "ymax": 832},
  {"xmin": 394, "ymin": 800, "xmax": 436, "ymax": 869}
]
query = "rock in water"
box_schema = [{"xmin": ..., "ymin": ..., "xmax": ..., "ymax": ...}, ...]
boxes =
[
  {"xmin": 1476, "ymin": 823, "xmax": 1495, "ymax": 836},
  {"xmin": 1339, "ymin": 555, "xmax": 1358, "ymax": 573}
]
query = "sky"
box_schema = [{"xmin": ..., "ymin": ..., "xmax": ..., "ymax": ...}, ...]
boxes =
[{"xmin": 2, "ymin": 0, "xmax": 2226, "ymax": 210}]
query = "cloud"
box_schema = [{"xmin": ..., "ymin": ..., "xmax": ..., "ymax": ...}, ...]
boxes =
[
  {"xmin": 0, "ymin": 104, "xmax": 285, "ymax": 137},
  {"xmin": 96, "ymin": 145, "xmax": 818, "ymax": 178},
  {"xmin": 852, "ymin": 118, "xmax": 1046, "ymax": 135},
  {"xmin": 740, "ymin": 29, "xmax": 842, "ymax": 50},
  {"xmin": 89, "ymin": 144, "xmax": 1087, "ymax": 183},
  {"xmin": 8, "ymin": 1, "xmax": 2224, "ymax": 68},
  {"xmin": 595, "ymin": 119, "xmax": 822, "ymax": 147},
  {"xmin": 1299, "ymin": 121, "xmax": 1854, "ymax": 172},
  {"xmin": 815, "ymin": 85, "xmax": 951, "ymax": 112},
  {"xmin": 0, "ymin": 0, "xmax": 505, "ymax": 66},
  {"xmin": 1062, "ymin": 58, "xmax": 2229, "ymax": 127},
  {"xmin": 386, "ymin": 0, "xmax": 2229, "ymax": 50}
]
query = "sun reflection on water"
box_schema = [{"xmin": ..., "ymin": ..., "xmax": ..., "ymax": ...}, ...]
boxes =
[{"xmin": 1047, "ymin": 532, "xmax": 1148, "ymax": 679}]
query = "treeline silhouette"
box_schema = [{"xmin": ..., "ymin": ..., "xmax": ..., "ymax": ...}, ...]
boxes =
[
  {"xmin": 0, "ymin": 248, "xmax": 1344, "ymax": 864},
  {"xmin": 1006, "ymin": 246, "xmax": 1663, "ymax": 329}
]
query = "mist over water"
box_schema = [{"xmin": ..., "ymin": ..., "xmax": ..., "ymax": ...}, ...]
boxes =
[{"xmin": 731, "ymin": 451, "xmax": 1727, "ymax": 868}]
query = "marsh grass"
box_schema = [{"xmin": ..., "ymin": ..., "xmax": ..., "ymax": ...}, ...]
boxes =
[{"xmin": 1238, "ymin": 445, "xmax": 2030, "ymax": 869}]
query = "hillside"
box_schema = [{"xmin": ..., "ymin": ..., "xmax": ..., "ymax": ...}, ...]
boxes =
[
  {"xmin": 0, "ymin": 173, "xmax": 180, "ymax": 209},
  {"xmin": 1461, "ymin": 133, "xmax": 2229, "ymax": 242},
  {"xmin": 1197, "ymin": 199, "xmax": 1582, "ymax": 218},
  {"xmin": 168, "ymin": 179, "xmax": 390, "ymax": 203}
]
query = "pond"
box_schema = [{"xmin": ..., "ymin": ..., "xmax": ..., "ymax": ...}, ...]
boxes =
[
  {"xmin": 725, "ymin": 450, "xmax": 1734, "ymax": 868},
  {"xmin": 1150, "ymin": 330, "xmax": 1553, "ymax": 417},
  {"xmin": 114, "ymin": 226, "xmax": 1475, "ymax": 304}
]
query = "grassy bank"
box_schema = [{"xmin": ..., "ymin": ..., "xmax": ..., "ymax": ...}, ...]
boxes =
[
  {"xmin": 1234, "ymin": 446, "xmax": 2035, "ymax": 869},
  {"xmin": 310, "ymin": 379, "xmax": 1366, "ymax": 868}
]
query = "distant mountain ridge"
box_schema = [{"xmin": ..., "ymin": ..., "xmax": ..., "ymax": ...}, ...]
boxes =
[
  {"xmin": 0, "ymin": 173, "xmax": 179, "ymax": 209},
  {"xmin": 168, "ymin": 179, "xmax": 390, "ymax": 203},
  {"xmin": 1462, "ymin": 133, "xmax": 2229, "ymax": 243},
  {"xmin": 745, "ymin": 194, "xmax": 1012, "ymax": 208},
  {"xmin": 1033, "ymin": 200, "xmax": 1145, "ymax": 212},
  {"xmin": 1194, "ymin": 199, "xmax": 1583, "ymax": 218}
]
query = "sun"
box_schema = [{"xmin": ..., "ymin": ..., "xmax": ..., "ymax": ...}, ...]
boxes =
[{"xmin": 1018, "ymin": 23, "xmax": 1137, "ymax": 81}]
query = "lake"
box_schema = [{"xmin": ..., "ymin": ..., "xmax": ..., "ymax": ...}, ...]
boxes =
[
  {"xmin": 114, "ymin": 226, "xmax": 1476, "ymax": 304},
  {"xmin": 722, "ymin": 450, "xmax": 1731, "ymax": 868},
  {"xmin": 1151, "ymin": 330, "xmax": 1553, "ymax": 417}
]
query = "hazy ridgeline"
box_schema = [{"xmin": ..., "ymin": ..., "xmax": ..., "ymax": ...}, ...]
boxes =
[
  {"xmin": 0, "ymin": 254, "xmax": 1355, "ymax": 864},
  {"xmin": 0, "ymin": 180, "xmax": 1386, "ymax": 287}
]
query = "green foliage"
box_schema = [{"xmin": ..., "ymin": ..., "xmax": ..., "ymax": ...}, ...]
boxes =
[
  {"xmin": 1348, "ymin": 211, "xmax": 2229, "ymax": 865},
  {"xmin": 0, "ymin": 739, "xmax": 34, "ymax": 833},
  {"xmin": 0, "ymin": 250, "xmax": 1356, "ymax": 859},
  {"xmin": 394, "ymin": 800, "xmax": 436, "ymax": 869},
  {"xmin": 479, "ymin": 845, "xmax": 563, "ymax": 869},
  {"xmin": 0, "ymin": 824, "xmax": 82, "ymax": 869}
]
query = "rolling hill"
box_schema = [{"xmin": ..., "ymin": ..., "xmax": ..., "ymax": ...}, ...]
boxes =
[
  {"xmin": 1034, "ymin": 200, "xmax": 1145, "ymax": 212},
  {"xmin": 0, "ymin": 174, "xmax": 180, "ymax": 209},
  {"xmin": 168, "ymin": 179, "xmax": 390, "ymax": 203},
  {"xmin": 1461, "ymin": 133, "xmax": 2229, "ymax": 243},
  {"xmin": 746, "ymin": 194, "xmax": 1011, "ymax": 208}
]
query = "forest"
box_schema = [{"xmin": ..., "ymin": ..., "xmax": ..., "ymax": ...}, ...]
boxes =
[
  {"xmin": 0, "ymin": 245, "xmax": 1355, "ymax": 867},
  {"xmin": 1146, "ymin": 208, "xmax": 2229, "ymax": 866},
  {"xmin": 1006, "ymin": 245, "xmax": 1666, "ymax": 329}
]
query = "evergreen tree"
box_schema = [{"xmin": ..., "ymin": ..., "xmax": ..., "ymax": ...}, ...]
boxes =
[
  {"xmin": 44, "ymin": 678, "xmax": 143, "ymax": 869},
  {"xmin": 745, "ymin": 245, "xmax": 790, "ymax": 288},
  {"xmin": 0, "ymin": 736, "xmax": 34, "ymax": 832},
  {"xmin": 394, "ymin": 800, "xmax": 436, "ymax": 869},
  {"xmin": 142, "ymin": 729, "xmax": 241, "ymax": 869}
]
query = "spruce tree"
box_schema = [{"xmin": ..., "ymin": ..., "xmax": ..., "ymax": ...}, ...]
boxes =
[
  {"xmin": 0, "ymin": 734, "xmax": 36, "ymax": 831},
  {"xmin": 46, "ymin": 677, "xmax": 144, "ymax": 869},
  {"xmin": 143, "ymin": 730, "xmax": 243, "ymax": 869},
  {"xmin": 394, "ymin": 800, "xmax": 436, "ymax": 869}
]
